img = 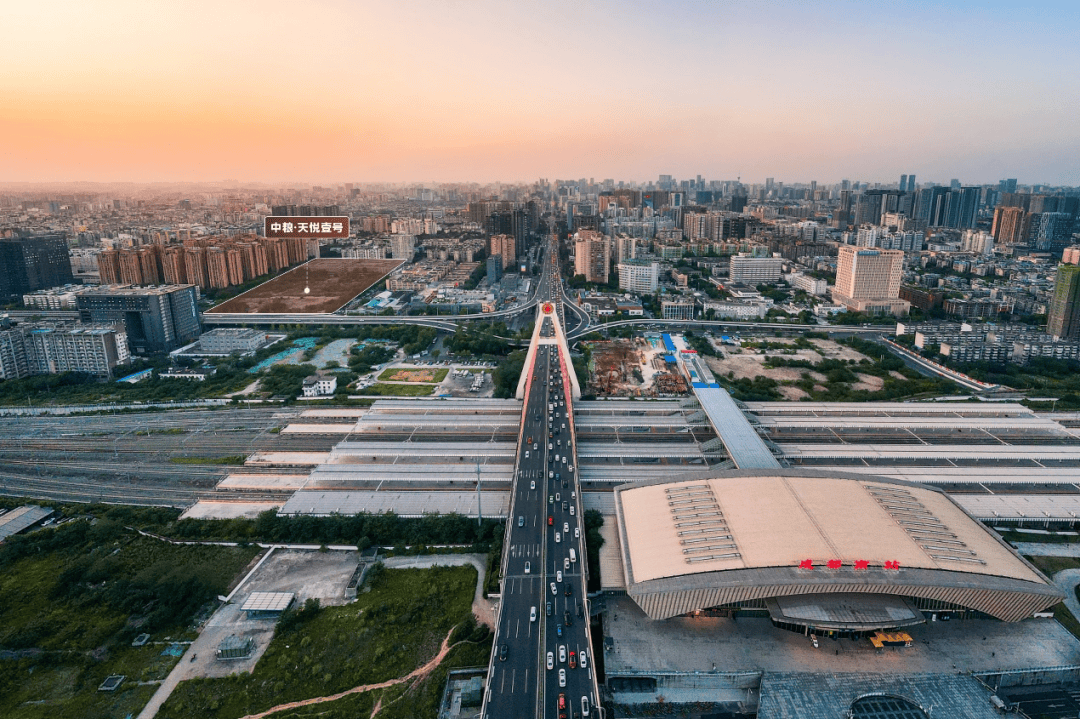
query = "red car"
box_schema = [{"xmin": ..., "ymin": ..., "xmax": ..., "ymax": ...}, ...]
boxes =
[
  {"xmin": 569, "ymin": 651, "xmax": 576, "ymax": 668},
  {"xmin": 548, "ymin": 516, "xmax": 554, "ymax": 525},
  {"xmin": 558, "ymin": 693, "xmax": 566, "ymax": 710}
]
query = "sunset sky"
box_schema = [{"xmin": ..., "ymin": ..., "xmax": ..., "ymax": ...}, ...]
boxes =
[{"xmin": 3, "ymin": 0, "xmax": 1078, "ymax": 185}]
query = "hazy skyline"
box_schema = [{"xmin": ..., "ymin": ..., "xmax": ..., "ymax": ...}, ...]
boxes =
[{"xmin": 3, "ymin": 0, "xmax": 1078, "ymax": 185}]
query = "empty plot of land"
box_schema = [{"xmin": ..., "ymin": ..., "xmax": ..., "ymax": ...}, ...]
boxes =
[{"xmin": 208, "ymin": 258, "xmax": 404, "ymax": 314}]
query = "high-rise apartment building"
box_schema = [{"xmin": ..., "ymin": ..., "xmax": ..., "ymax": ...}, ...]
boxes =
[
  {"xmin": 488, "ymin": 234, "xmax": 516, "ymax": 270},
  {"xmin": 573, "ymin": 230, "xmax": 610, "ymax": 284},
  {"xmin": 390, "ymin": 234, "xmax": 416, "ymax": 261},
  {"xmin": 1048, "ymin": 264, "xmax": 1080, "ymax": 340},
  {"xmin": 0, "ymin": 322, "xmax": 130, "ymax": 379},
  {"xmin": 992, "ymin": 206, "xmax": 1027, "ymax": 244},
  {"xmin": 617, "ymin": 259, "xmax": 659, "ymax": 293},
  {"xmin": 0, "ymin": 234, "xmax": 74, "ymax": 299},
  {"xmin": 75, "ymin": 284, "xmax": 201, "ymax": 354},
  {"xmin": 831, "ymin": 246, "xmax": 909, "ymax": 315}
]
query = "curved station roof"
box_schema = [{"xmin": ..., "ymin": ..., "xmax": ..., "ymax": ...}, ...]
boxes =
[{"xmin": 614, "ymin": 470, "xmax": 1063, "ymax": 625}]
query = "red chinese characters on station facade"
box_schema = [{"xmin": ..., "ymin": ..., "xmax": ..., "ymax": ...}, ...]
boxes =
[{"xmin": 797, "ymin": 559, "xmax": 899, "ymax": 571}]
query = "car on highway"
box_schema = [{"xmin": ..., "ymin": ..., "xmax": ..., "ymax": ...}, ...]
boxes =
[
  {"xmin": 559, "ymin": 668, "xmax": 566, "ymax": 687},
  {"xmin": 547, "ymin": 651, "xmax": 554, "ymax": 670},
  {"xmin": 530, "ymin": 480, "xmax": 536, "ymax": 489},
  {"xmin": 565, "ymin": 583, "xmax": 572, "ymax": 596},
  {"xmin": 556, "ymin": 570, "xmax": 562, "ymax": 582},
  {"xmin": 559, "ymin": 644, "xmax": 566, "ymax": 662},
  {"xmin": 557, "ymin": 623, "xmax": 562, "ymax": 637},
  {"xmin": 582, "ymin": 696, "xmax": 590, "ymax": 715},
  {"xmin": 564, "ymin": 522, "xmax": 569, "ymax": 533},
  {"xmin": 550, "ymin": 582, "xmax": 558, "ymax": 595},
  {"xmin": 499, "ymin": 644, "xmax": 507, "ymax": 661},
  {"xmin": 525, "ymin": 561, "xmax": 531, "ymax": 574},
  {"xmin": 548, "ymin": 516, "xmax": 553, "ymax": 525},
  {"xmin": 530, "ymin": 606, "xmax": 537, "ymax": 621},
  {"xmin": 580, "ymin": 649, "xmax": 587, "ymax": 668},
  {"xmin": 564, "ymin": 557, "xmax": 570, "ymax": 570},
  {"xmin": 569, "ymin": 650, "xmax": 576, "ymax": 668},
  {"xmin": 558, "ymin": 693, "xmax": 566, "ymax": 710},
  {"xmin": 547, "ymin": 601, "xmax": 552, "ymax": 616},
  {"xmin": 570, "ymin": 505, "xmax": 575, "ymax": 515},
  {"xmin": 518, "ymin": 516, "xmax": 524, "ymax": 527},
  {"xmin": 555, "ymin": 532, "xmax": 561, "ymax": 543},
  {"xmin": 574, "ymin": 527, "xmax": 580, "ymax": 538}
]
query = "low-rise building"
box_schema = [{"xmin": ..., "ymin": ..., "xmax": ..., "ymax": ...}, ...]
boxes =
[
  {"xmin": 22, "ymin": 284, "xmax": 89, "ymax": 310},
  {"xmin": 302, "ymin": 373, "xmax": 338, "ymax": 397},
  {"xmin": 661, "ymin": 300, "xmax": 695, "ymax": 321},
  {"xmin": 702, "ymin": 299, "xmax": 771, "ymax": 320},
  {"xmin": 198, "ymin": 327, "xmax": 267, "ymax": 354}
]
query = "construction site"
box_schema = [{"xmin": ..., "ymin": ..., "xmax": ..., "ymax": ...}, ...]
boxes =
[{"xmin": 587, "ymin": 337, "xmax": 689, "ymax": 397}]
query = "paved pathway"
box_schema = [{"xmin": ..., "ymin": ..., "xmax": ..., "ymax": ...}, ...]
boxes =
[
  {"xmin": 1053, "ymin": 569, "xmax": 1080, "ymax": 620},
  {"xmin": 1013, "ymin": 542, "xmax": 1080, "ymax": 557}
]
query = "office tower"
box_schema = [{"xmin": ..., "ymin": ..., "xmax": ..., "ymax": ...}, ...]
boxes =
[
  {"xmin": 487, "ymin": 255, "xmax": 503, "ymax": 283},
  {"xmin": 1048, "ymin": 264, "xmax": 1080, "ymax": 339},
  {"xmin": 729, "ymin": 255, "xmax": 784, "ymax": 284},
  {"xmin": 999, "ymin": 178, "xmax": 1018, "ymax": 194},
  {"xmin": 899, "ymin": 175, "xmax": 908, "ymax": 191},
  {"xmin": 0, "ymin": 234, "xmax": 74, "ymax": 299},
  {"xmin": 950, "ymin": 179, "xmax": 961, "ymax": 190},
  {"xmin": 831, "ymin": 246, "xmax": 909, "ymax": 315},
  {"xmin": 906, "ymin": 175, "xmax": 916, "ymax": 192},
  {"xmin": 75, "ymin": 284, "xmax": 201, "ymax": 354},
  {"xmin": 1035, "ymin": 213, "xmax": 1074, "ymax": 252},
  {"xmin": 573, "ymin": 230, "xmax": 610, "ymax": 284}
]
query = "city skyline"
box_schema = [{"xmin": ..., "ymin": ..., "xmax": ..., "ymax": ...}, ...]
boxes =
[{"xmin": 3, "ymin": 0, "xmax": 1079, "ymax": 185}]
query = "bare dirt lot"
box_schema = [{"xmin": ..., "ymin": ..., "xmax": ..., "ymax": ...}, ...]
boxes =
[
  {"xmin": 207, "ymin": 258, "xmax": 404, "ymax": 314},
  {"xmin": 704, "ymin": 338, "xmax": 871, "ymax": 384}
]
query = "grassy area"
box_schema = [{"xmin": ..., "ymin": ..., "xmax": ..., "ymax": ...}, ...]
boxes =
[
  {"xmin": 169, "ymin": 455, "xmax": 246, "ymax": 465},
  {"xmin": 157, "ymin": 565, "xmax": 482, "ymax": 719},
  {"xmin": 0, "ymin": 525, "xmax": 259, "ymax": 719},
  {"xmin": 1026, "ymin": 555, "xmax": 1080, "ymax": 576},
  {"xmin": 356, "ymin": 382, "xmax": 436, "ymax": 397},
  {"xmin": 377, "ymin": 367, "xmax": 450, "ymax": 383}
]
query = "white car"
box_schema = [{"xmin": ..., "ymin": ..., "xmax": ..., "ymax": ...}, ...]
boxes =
[
  {"xmin": 550, "ymin": 582, "xmax": 558, "ymax": 595},
  {"xmin": 525, "ymin": 561, "xmax": 531, "ymax": 574},
  {"xmin": 564, "ymin": 557, "xmax": 570, "ymax": 570},
  {"xmin": 559, "ymin": 644, "xmax": 566, "ymax": 662},
  {"xmin": 547, "ymin": 651, "xmax": 554, "ymax": 670},
  {"xmin": 530, "ymin": 480, "xmax": 536, "ymax": 490},
  {"xmin": 530, "ymin": 606, "xmax": 537, "ymax": 622},
  {"xmin": 580, "ymin": 649, "xmax": 587, "ymax": 668},
  {"xmin": 570, "ymin": 505, "xmax": 575, "ymax": 516},
  {"xmin": 555, "ymin": 532, "xmax": 561, "ymax": 543},
  {"xmin": 564, "ymin": 522, "xmax": 569, "ymax": 533},
  {"xmin": 559, "ymin": 668, "xmax": 566, "ymax": 687},
  {"xmin": 575, "ymin": 527, "xmax": 580, "ymax": 538},
  {"xmin": 556, "ymin": 570, "xmax": 563, "ymax": 582}
]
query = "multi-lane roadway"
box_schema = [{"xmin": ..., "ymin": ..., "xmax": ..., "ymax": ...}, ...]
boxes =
[{"xmin": 484, "ymin": 239, "xmax": 599, "ymax": 718}]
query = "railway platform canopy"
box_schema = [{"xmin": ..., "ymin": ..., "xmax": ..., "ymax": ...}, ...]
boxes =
[{"xmin": 614, "ymin": 470, "xmax": 1063, "ymax": 629}]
